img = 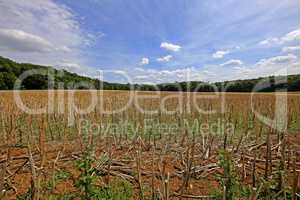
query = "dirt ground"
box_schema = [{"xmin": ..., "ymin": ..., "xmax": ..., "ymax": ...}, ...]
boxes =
[{"xmin": 0, "ymin": 131, "xmax": 299, "ymax": 199}]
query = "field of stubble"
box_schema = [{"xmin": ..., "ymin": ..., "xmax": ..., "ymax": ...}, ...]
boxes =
[{"xmin": 0, "ymin": 90, "xmax": 300, "ymax": 199}]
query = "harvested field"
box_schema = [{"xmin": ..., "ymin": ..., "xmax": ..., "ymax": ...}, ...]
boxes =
[{"xmin": 0, "ymin": 90, "xmax": 300, "ymax": 199}]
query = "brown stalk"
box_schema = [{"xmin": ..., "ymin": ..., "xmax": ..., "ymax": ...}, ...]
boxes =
[
  {"xmin": 151, "ymin": 144, "xmax": 156, "ymax": 199},
  {"xmin": 27, "ymin": 139, "xmax": 39, "ymax": 200},
  {"xmin": 136, "ymin": 144, "xmax": 144, "ymax": 200},
  {"xmin": 277, "ymin": 136, "xmax": 286, "ymax": 193},
  {"xmin": 39, "ymin": 117, "xmax": 46, "ymax": 168},
  {"xmin": 264, "ymin": 130, "xmax": 271, "ymax": 180},
  {"xmin": 252, "ymin": 151, "xmax": 257, "ymax": 188},
  {"xmin": 52, "ymin": 150, "xmax": 61, "ymax": 180},
  {"xmin": 179, "ymin": 140, "xmax": 195, "ymax": 200},
  {"xmin": 164, "ymin": 172, "xmax": 170, "ymax": 200},
  {"xmin": 292, "ymin": 154, "xmax": 299, "ymax": 200},
  {"xmin": 0, "ymin": 162, "xmax": 6, "ymax": 198},
  {"xmin": 106, "ymin": 140, "xmax": 112, "ymax": 185},
  {"xmin": 241, "ymin": 152, "xmax": 246, "ymax": 181},
  {"xmin": 180, "ymin": 129, "xmax": 188, "ymax": 147}
]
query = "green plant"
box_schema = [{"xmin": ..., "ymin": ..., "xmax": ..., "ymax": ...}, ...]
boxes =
[
  {"xmin": 74, "ymin": 148, "xmax": 98, "ymax": 200},
  {"xmin": 110, "ymin": 179, "xmax": 133, "ymax": 200},
  {"xmin": 55, "ymin": 170, "xmax": 71, "ymax": 181},
  {"xmin": 74, "ymin": 147, "xmax": 134, "ymax": 200},
  {"xmin": 95, "ymin": 186, "xmax": 116, "ymax": 200},
  {"xmin": 213, "ymin": 150, "xmax": 251, "ymax": 200},
  {"xmin": 16, "ymin": 186, "xmax": 34, "ymax": 200},
  {"xmin": 47, "ymin": 193, "xmax": 76, "ymax": 200}
]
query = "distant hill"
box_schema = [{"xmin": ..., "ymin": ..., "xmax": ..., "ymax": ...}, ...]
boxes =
[
  {"xmin": 0, "ymin": 56, "xmax": 129, "ymax": 90},
  {"xmin": 0, "ymin": 56, "xmax": 300, "ymax": 92}
]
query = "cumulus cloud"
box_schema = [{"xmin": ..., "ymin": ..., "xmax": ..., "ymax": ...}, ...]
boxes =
[
  {"xmin": 0, "ymin": 0, "xmax": 87, "ymax": 66},
  {"xmin": 259, "ymin": 28, "xmax": 300, "ymax": 46},
  {"xmin": 228, "ymin": 54, "xmax": 300, "ymax": 80},
  {"xmin": 220, "ymin": 59, "xmax": 243, "ymax": 66},
  {"xmin": 132, "ymin": 67, "xmax": 203, "ymax": 84},
  {"xmin": 191, "ymin": 54, "xmax": 299, "ymax": 83},
  {"xmin": 120, "ymin": 53, "xmax": 300, "ymax": 84},
  {"xmin": 139, "ymin": 57, "xmax": 149, "ymax": 65},
  {"xmin": 282, "ymin": 45, "xmax": 300, "ymax": 52},
  {"xmin": 157, "ymin": 55, "xmax": 173, "ymax": 62},
  {"xmin": 246, "ymin": 54, "xmax": 300, "ymax": 79},
  {"xmin": 212, "ymin": 50, "xmax": 230, "ymax": 59},
  {"xmin": 160, "ymin": 42, "xmax": 181, "ymax": 52},
  {"xmin": 256, "ymin": 54, "xmax": 298, "ymax": 66}
]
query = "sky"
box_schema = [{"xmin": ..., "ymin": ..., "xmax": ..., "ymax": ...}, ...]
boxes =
[{"xmin": 0, "ymin": 0, "xmax": 300, "ymax": 83}]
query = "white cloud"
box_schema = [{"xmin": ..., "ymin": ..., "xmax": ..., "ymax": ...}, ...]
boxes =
[
  {"xmin": 228, "ymin": 54, "xmax": 300, "ymax": 80},
  {"xmin": 132, "ymin": 67, "xmax": 203, "ymax": 84},
  {"xmin": 194, "ymin": 54, "xmax": 300, "ymax": 82},
  {"xmin": 259, "ymin": 38, "xmax": 280, "ymax": 46},
  {"xmin": 0, "ymin": 29, "xmax": 54, "ymax": 52},
  {"xmin": 256, "ymin": 54, "xmax": 298, "ymax": 66},
  {"xmin": 259, "ymin": 28, "xmax": 300, "ymax": 46},
  {"xmin": 140, "ymin": 57, "xmax": 149, "ymax": 65},
  {"xmin": 246, "ymin": 54, "xmax": 300, "ymax": 79},
  {"xmin": 134, "ymin": 75, "xmax": 149, "ymax": 80},
  {"xmin": 282, "ymin": 45, "xmax": 300, "ymax": 52},
  {"xmin": 212, "ymin": 50, "xmax": 230, "ymax": 59},
  {"xmin": 157, "ymin": 55, "xmax": 173, "ymax": 62},
  {"xmin": 220, "ymin": 59, "xmax": 243, "ymax": 66},
  {"xmin": 54, "ymin": 61, "xmax": 100, "ymax": 78},
  {"xmin": 232, "ymin": 66, "xmax": 253, "ymax": 73},
  {"xmin": 281, "ymin": 28, "xmax": 300, "ymax": 42},
  {"xmin": 160, "ymin": 42, "xmax": 181, "ymax": 52},
  {"xmin": 0, "ymin": 0, "xmax": 86, "ymax": 66},
  {"xmin": 84, "ymin": 32, "xmax": 105, "ymax": 46},
  {"xmin": 58, "ymin": 62, "xmax": 81, "ymax": 70},
  {"xmin": 134, "ymin": 67, "xmax": 145, "ymax": 72},
  {"xmin": 122, "ymin": 53, "xmax": 300, "ymax": 84}
]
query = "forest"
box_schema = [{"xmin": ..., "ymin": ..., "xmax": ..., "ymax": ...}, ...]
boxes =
[{"xmin": 1, "ymin": 56, "xmax": 300, "ymax": 92}]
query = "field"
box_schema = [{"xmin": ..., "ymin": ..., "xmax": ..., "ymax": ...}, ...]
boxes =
[{"xmin": 0, "ymin": 90, "xmax": 300, "ymax": 199}]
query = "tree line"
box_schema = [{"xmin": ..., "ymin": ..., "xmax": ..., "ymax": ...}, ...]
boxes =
[{"xmin": 1, "ymin": 56, "xmax": 300, "ymax": 92}]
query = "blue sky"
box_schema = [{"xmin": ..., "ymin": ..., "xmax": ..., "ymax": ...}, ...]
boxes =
[{"xmin": 0, "ymin": 0, "xmax": 300, "ymax": 83}]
